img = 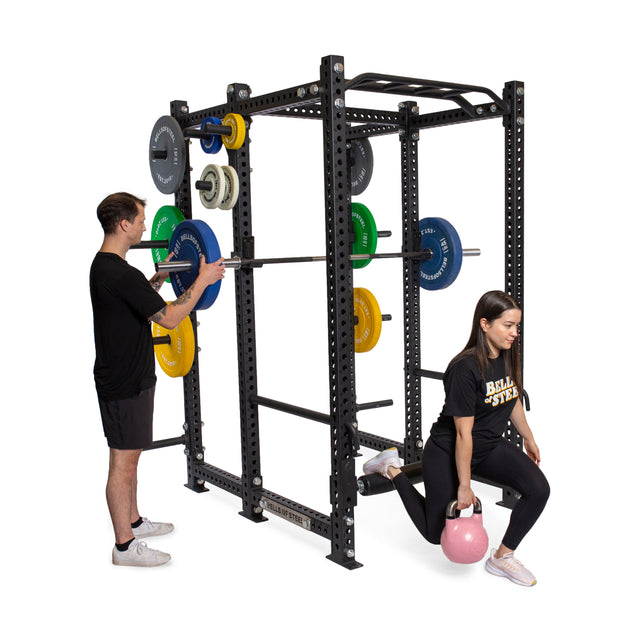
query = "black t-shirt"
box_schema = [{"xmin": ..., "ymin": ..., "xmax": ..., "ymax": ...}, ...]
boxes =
[
  {"xmin": 90, "ymin": 252, "xmax": 166, "ymax": 401},
  {"xmin": 429, "ymin": 353, "xmax": 519, "ymax": 465}
]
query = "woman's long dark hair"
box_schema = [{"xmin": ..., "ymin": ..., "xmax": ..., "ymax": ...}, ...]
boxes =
[{"xmin": 451, "ymin": 291, "xmax": 523, "ymax": 394}]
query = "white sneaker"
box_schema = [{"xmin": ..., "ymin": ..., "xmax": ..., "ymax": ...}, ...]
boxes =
[
  {"xmin": 112, "ymin": 539, "xmax": 171, "ymax": 567},
  {"xmin": 485, "ymin": 549, "xmax": 536, "ymax": 586},
  {"xmin": 362, "ymin": 448, "xmax": 402, "ymax": 479},
  {"xmin": 133, "ymin": 517, "xmax": 174, "ymax": 538}
]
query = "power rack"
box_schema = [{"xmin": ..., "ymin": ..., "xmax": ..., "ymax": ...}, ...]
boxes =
[{"xmin": 146, "ymin": 54, "xmax": 526, "ymax": 569}]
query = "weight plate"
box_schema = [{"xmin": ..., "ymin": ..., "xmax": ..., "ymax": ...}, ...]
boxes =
[
  {"xmin": 200, "ymin": 116, "xmax": 223, "ymax": 154},
  {"xmin": 351, "ymin": 202, "xmax": 378, "ymax": 269},
  {"xmin": 222, "ymin": 113, "xmax": 246, "ymax": 150},
  {"xmin": 419, "ymin": 217, "xmax": 463, "ymax": 290},
  {"xmin": 199, "ymin": 164, "xmax": 225, "ymax": 209},
  {"xmin": 151, "ymin": 205, "xmax": 185, "ymax": 283},
  {"xmin": 218, "ymin": 165, "xmax": 239, "ymax": 210},
  {"xmin": 349, "ymin": 138, "xmax": 374, "ymax": 195},
  {"xmin": 169, "ymin": 219, "xmax": 222, "ymax": 310},
  {"xmin": 149, "ymin": 115, "xmax": 187, "ymax": 194},
  {"xmin": 152, "ymin": 311, "xmax": 195, "ymax": 378},
  {"xmin": 354, "ymin": 287, "xmax": 382, "ymax": 353}
]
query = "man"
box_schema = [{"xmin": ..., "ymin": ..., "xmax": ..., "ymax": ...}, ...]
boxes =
[{"xmin": 90, "ymin": 192, "xmax": 225, "ymax": 566}]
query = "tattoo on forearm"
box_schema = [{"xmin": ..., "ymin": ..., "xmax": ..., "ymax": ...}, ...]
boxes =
[
  {"xmin": 174, "ymin": 289, "xmax": 194, "ymax": 306},
  {"xmin": 149, "ymin": 273, "xmax": 164, "ymax": 292},
  {"xmin": 149, "ymin": 306, "xmax": 168, "ymax": 323}
]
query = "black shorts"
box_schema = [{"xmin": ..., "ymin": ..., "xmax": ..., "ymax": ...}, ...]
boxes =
[{"xmin": 98, "ymin": 386, "xmax": 155, "ymax": 450}]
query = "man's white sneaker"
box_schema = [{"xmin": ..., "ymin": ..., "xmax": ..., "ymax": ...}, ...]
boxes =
[
  {"xmin": 112, "ymin": 539, "xmax": 171, "ymax": 567},
  {"xmin": 133, "ymin": 517, "xmax": 174, "ymax": 538},
  {"xmin": 485, "ymin": 549, "xmax": 537, "ymax": 586}
]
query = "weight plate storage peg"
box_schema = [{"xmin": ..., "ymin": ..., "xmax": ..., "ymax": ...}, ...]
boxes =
[
  {"xmin": 218, "ymin": 165, "xmax": 239, "ymax": 210},
  {"xmin": 152, "ymin": 310, "xmax": 196, "ymax": 378},
  {"xmin": 354, "ymin": 287, "xmax": 383, "ymax": 353},
  {"xmin": 349, "ymin": 138, "xmax": 374, "ymax": 196},
  {"xmin": 149, "ymin": 115, "xmax": 187, "ymax": 194},
  {"xmin": 221, "ymin": 113, "xmax": 246, "ymax": 150},
  {"xmin": 351, "ymin": 203, "xmax": 378, "ymax": 269},
  {"xmin": 418, "ymin": 217, "xmax": 463, "ymax": 290},
  {"xmin": 151, "ymin": 205, "xmax": 185, "ymax": 282},
  {"xmin": 198, "ymin": 164, "xmax": 226, "ymax": 209},
  {"xmin": 169, "ymin": 219, "xmax": 222, "ymax": 310},
  {"xmin": 200, "ymin": 116, "xmax": 224, "ymax": 154}
]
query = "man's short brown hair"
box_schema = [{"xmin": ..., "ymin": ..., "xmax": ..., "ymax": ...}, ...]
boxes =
[{"xmin": 97, "ymin": 192, "xmax": 146, "ymax": 235}]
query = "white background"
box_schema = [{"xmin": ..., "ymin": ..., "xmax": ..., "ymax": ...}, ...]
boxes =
[{"xmin": 2, "ymin": 1, "xmax": 637, "ymax": 637}]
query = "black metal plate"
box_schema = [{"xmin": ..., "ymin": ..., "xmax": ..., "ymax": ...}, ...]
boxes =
[
  {"xmin": 149, "ymin": 115, "xmax": 186, "ymax": 194},
  {"xmin": 348, "ymin": 138, "xmax": 374, "ymax": 195}
]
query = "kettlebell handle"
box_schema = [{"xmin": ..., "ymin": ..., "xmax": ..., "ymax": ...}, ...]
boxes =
[{"xmin": 446, "ymin": 497, "xmax": 483, "ymax": 519}]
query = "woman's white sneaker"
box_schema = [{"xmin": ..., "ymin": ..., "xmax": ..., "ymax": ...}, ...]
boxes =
[
  {"xmin": 485, "ymin": 549, "xmax": 536, "ymax": 586},
  {"xmin": 362, "ymin": 448, "xmax": 402, "ymax": 479}
]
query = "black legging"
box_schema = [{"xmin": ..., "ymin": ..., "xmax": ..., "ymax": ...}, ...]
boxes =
[{"xmin": 392, "ymin": 437, "xmax": 550, "ymax": 550}]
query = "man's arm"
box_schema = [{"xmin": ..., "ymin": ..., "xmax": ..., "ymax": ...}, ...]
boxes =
[{"xmin": 149, "ymin": 256, "xmax": 225, "ymax": 329}]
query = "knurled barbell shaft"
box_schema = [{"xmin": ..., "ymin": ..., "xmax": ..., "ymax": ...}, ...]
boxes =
[
  {"xmin": 224, "ymin": 248, "xmax": 480, "ymax": 268},
  {"xmin": 154, "ymin": 248, "xmax": 481, "ymax": 273}
]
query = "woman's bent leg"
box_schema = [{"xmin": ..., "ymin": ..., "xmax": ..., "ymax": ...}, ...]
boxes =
[
  {"xmin": 392, "ymin": 438, "xmax": 457, "ymax": 545},
  {"xmin": 473, "ymin": 438, "xmax": 550, "ymax": 550}
]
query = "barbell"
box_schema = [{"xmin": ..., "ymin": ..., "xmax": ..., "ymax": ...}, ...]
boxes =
[{"xmin": 150, "ymin": 215, "xmax": 478, "ymax": 312}]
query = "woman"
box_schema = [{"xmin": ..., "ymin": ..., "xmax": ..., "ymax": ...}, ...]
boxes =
[{"xmin": 363, "ymin": 291, "xmax": 550, "ymax": 586}]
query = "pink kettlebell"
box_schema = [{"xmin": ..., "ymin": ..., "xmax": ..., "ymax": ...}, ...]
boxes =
[{"xmin": 440, "ymin": 498, "xmax": 489, "ymax": 564}]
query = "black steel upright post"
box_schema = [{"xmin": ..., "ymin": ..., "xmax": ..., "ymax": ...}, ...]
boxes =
[
  {"xmin": 321, "ymin": 55, "xmax": 361, "ymax": 569},
  {"xmin": 227, "ymin": 84, "xmax": 267, "ymax": 523},
  {"xmin": 400, "ymin": 101, "xmax": 423, "ymax": 465},
  {"xmin": 500, "ymin": 81, "xmax": 525, "ymax": 508},
  {"xmin": 170, "ymin": 100, "xmax": 207, "ymax": 493},
  {"xmin": 503, "ymin": 81, "xmax": 525, "ymax": 403},
  {"xmin": 503, "ymin": 81, "xmax": 525, "ymax": 341}
]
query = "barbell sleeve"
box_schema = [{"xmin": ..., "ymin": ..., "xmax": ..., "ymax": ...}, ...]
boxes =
[{"xmin": 155, "ymin": 260, "xmax": 193, "ymax": 274}]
